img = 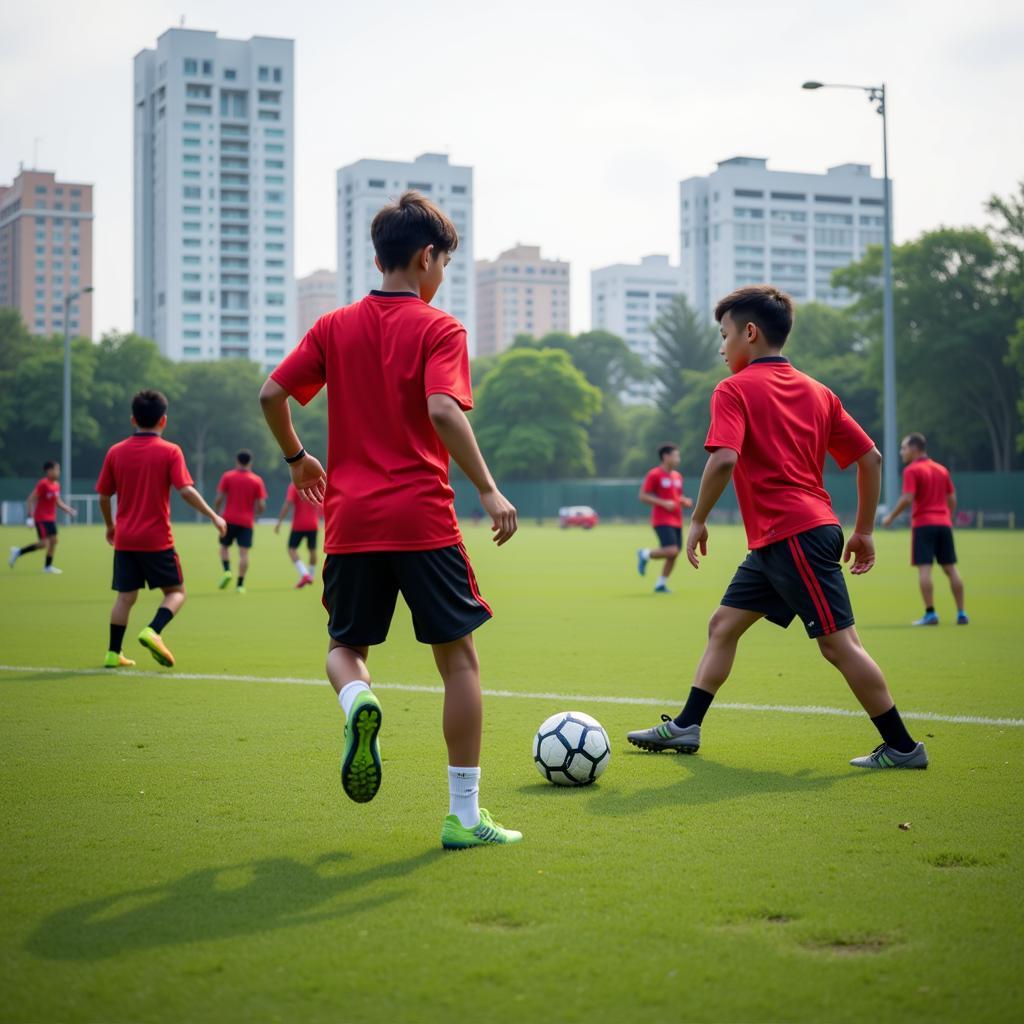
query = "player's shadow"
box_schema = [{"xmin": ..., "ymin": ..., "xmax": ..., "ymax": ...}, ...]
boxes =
[{"xmin": 25, "ymin": 848, "xmax": 441, "ymax": 961}]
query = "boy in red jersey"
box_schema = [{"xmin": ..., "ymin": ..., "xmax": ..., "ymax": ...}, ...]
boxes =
[
  {"xmin": 259, "ymin": 191, "xmax": 522, "ymax": 848},
  {"xmin": 8, "ymin": 460, "xmax": 77, "ymax": 573},
  {"xmin": 95, "ymin": 390, "xmax": 226, "ymax": 669},
  {"xmin": 636, "ymin": 443, "xmax": 693, "ymax": 593},
  {"xmin": 214, "ymin": 450, "xmax": 267, "ymax": 594},
  {"xmin": 628, "ymin": 286, "xmax": 928, "ymax": 770},
  {"xmin": 882, "ymin": 433, "xmax": 967, "ymax": 625},
  {"xmin": 274, "ymin": 482, "xmax": 322, "ymax": 588}
]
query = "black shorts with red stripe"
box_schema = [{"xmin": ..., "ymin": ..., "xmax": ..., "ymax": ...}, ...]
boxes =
[
  {"xmin": 721, "ymin": 525, "xmax": 854, "ymax": 639},
  {"xmin": 322, "ymin": 543, "xmax": 492, "ymax": 646}
]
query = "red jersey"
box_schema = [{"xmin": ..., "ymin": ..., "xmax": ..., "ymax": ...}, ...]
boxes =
[
  {"xmin": 95, "ymin": 433, "xmax": 193, "ymax": 551},
  {"xmin": 217, "ymin": 469, "xmax": 268, "ymax": 528},
  {"xmin": 903, "ymin": 458, "xmax": 953, "ymax": 528},
  {"xmin": 642, "ymin": 467, "xmax": 685, "ymax": 527},
  {"xmin": 705, "ymin": 356, "xmax": 874, "ymax": 549},
  {"xmin": 33, "ymin": 478, "xmax": 61, "ymax": 521},
  {"xmin": 271, "ymin": 292, "xmax": 472, "ymax": 555},
  {"xmin": 286, "ymin": 483, "xmax": 321, "ymax": 532}
]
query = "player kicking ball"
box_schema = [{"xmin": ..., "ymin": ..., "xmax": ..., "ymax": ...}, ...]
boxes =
[
  {"xmin": 260, "ymin": 191, "xmax": 522, "ymax": 848},
  {"xmin": 8, "ymin": 460, "xmax": 77, "ymax": 573},
  {"xmin": 95, "ymin": 390, "xmax": 226, "ymax": 669},
  {"xmin": 627, "ymin": 286, "xmax": 928, "ymax": 771},
  {"xmin": 274, "ymin": 482, "xmax": 320, "ymax": 588}
]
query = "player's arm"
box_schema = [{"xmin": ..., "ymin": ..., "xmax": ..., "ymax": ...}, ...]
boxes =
[
  {"xmin": 98, "ymin": 493, "xmax": 115, "ymax": 546},
  {"xmin": 178, "ymin": 485, "xmax": 227, "ymax": 537},
  {"xmin": 427, "ymin": 393, "xmax": 516, "ymax": 546},
  {"xmin": 274, "ymin": 498, "xmax": 291, "ymax": 533},
  {"xmin": 844, "ymin": 446, "xmax": 882, "ymax": 575},
  {"xmin": 213, "ymin": 489, "xmax": 225, "ymax": 514},
  {"xmin": 881, "ymin": 491, "xmax": 912, "ymax": 527},
  {"xmin": 56, "ymin": 495, "xmax": 77, "ymax": 517},
  {"xmin": 259, "ymin": 377, "xmax": 327, "ymax": 504},
  {"xmin": 947, "ymin": 488, "xmax": 957, "ymax": 516},
  {"xmin": 638, "ymin": 488, "xmax": 673, "ymax": 511},
  {"xmin": 685, "ymin": 447, "xmax": 738, "ymax": 568},
  {"xmin": 25, "ymin": 489, "xmax": 37, "ymax": 517}
]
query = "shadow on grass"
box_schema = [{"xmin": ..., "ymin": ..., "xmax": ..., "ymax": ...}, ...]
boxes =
[{"xmin": 26, "ymin": 848, "xmax": 442, "ymax": 961}]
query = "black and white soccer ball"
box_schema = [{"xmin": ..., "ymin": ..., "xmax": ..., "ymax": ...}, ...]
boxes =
[{"xmin": 533, "ymin": 711, "xmax": 611, "ymax": 786}]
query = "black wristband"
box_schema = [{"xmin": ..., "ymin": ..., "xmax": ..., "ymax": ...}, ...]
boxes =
[{"xmin": 284, "ymin": 447, "xmax": 306, "ymax": 465}]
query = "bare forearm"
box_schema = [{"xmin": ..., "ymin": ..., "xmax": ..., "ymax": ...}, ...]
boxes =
[
  {"xmin": 638, "ymin": 493, "xmax": 659, "ymax": 508},
  {"xmin": 260, "ymin": 380, "xmax": 303, "ymax": 458},
  {"xmin": 692, "ymin": 452, "xmax": 736, "ymax": 522},
  {"xmin": 57, "ymin": 499, "xmax": 75, "ymax": 514},
  {"xmin": 99, "ymin": 495, "xmax": 113, "ymax": 529},
  {"xmin": 854, "ymin": 452, "xmax": 882, "ymax": 534},
  {"xmin": 431, "ymin": 408, "xmax": 496, "ymax": 494},
  {"xmin": 179, "ymin": 486, "xmax": 219, "ymax": 521}
]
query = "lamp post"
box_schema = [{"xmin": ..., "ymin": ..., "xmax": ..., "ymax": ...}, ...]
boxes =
[
  {"xmin": 802, "ymin": 81, "xmax": 897, "ymax": 511},
  {"xmin": 62, "ymin": 285, "xmax": 93, "ymax": 518}
]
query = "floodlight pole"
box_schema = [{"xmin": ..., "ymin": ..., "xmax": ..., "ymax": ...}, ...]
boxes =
[{"xmin": 62, "ymin": 285, "xmax": 93, "ymax": 518}]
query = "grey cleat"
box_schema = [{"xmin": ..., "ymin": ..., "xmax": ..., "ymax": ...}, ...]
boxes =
[
  {"xmin": 8, "ymin": 546, "xmax": 19, "ymax": 568},
  {"xmin": 627, "ymin": 714, "xmax": 700, "ymax": 754},
  {"xmin": 849, "ymin": 741, "xmax": 929, "ymax": 770}
]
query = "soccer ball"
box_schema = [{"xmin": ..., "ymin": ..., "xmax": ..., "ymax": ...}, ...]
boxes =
[{"xmin": 533, "ymin": 711, "xmax": 611, "ymax": 786}]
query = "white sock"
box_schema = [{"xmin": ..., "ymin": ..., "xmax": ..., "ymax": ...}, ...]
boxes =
[
  {"xmin": 294, "ymin": 559, "xmax": 308, "ymax": 577},
  {"xmin": 338, "ymin": 680, "xmax": 370, "ymax": 718},
  {"xmin": 640, "ymin": 548, "xmax": 651, "ymax": 559},
  {"xmin": 657, "ymin": 575, "xmax": 667, "ymax": 587},
  {"xmin": 448, "ymin": 765, "xmax": 481, "ymax": 828}
]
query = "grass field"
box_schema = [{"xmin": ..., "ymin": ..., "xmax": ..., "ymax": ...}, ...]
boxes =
[{"xmin": 1, "ymin": 521, "xmax": 1022, "ymax": 1023}]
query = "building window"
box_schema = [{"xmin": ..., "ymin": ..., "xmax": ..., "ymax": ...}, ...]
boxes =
[
  {"xmin": 770, "ymin": 191, "xmax": 806, "ymax": 202},
  {"xmin": 258, "ymin": 109, "xmax": 280, "ymax": 121},
  {"xmin": 258, "ymin": 66, "xmax": 269, "ymax": 81},
  {"xmin": 183, "ymin": 290, "xmax": 202, "ymax": 303},
  {"xmin": 734, "ymin": 189, "xmax": 764, "ymax": 198},
  {"xmin": 814, "ymin": 194, "xmax": 853, "ymax": 205},
  {"xmin": 184, "ymin": 58, "xmax": 198, "ymax": 76},
  {"xmin": 859, "ymin": 197, "xmax": 884, "ymax": 207},
  {"xmin": 265, "ymin": 190, "xmax": 284, "ymax": 203},
  {"xmin": 202, "ymin": 60, "xmax": 213, "ymax": 76},
  {"xmin": 734, "ymin": 207, "xmax": 764, "ymax": 219},
  {"xmin": 273, "ymin": 68, "xmax": 282, "ymax": 82},
  {"xmin": 224, "ymin": 68, "xmax": 237, "ymax": 80}
]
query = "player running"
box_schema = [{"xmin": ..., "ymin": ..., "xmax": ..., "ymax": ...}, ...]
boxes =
[
  {"xmin": 95, "ymin": 390, "xmax": 226, "ymax": 669},
  {"xmin": 260, "ymin": 190, "xmax": 522, "ymax": 849},
  {"xmin": 627, "ymin": 286, "xmax": 929, "ymax": 771},
  {"xmin": 636, "ymin": 443, "xmax": 693, "ymax": 593},
  {"xmin": 8, "ymin": 460, "xmax": 77, "ymax": 573},
  {"xmin": 274, "ymin": 482, "xmax": 321, "ymax": 588},
  {"xmin": 214, "ymin": 450, "xmax": 267, "ymax": 594},
  {"xmin": 882, "ymin": 432, "xmax": 968, "ymax": 625}
]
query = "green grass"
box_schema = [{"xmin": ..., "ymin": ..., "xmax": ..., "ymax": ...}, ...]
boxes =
[{"xmin": 1, "ymin": 522, "xmax": 1022, "ymax": 1023}]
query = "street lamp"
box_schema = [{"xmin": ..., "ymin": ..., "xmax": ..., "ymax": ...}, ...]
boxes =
[
  {"xmin": 62, "ymin": 285, "xmax": 93, "ymax": 519},
  {"xmin": 802, "ymin": 80, "xmax": 897, "ymax": 512}
]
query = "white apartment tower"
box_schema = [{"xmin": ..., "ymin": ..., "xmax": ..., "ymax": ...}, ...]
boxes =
[
  {"xmin": 134, "ymin": 28, "xmax": 295, "ymax": 365},
  {"xmin": 680, "ymin": 157, "xmax": 886, "ymax": 321},
  {"xmin": 337, "ymin": 154, "xmax": 474, "ymax": 350}
]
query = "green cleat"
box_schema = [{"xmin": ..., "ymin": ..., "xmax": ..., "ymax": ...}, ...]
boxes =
[
  {"xmin": 104, "ymin": 650, "xmax": 136, "ymax": 669},
  {"xmin": 218, "ymin": 570, "xmax": 233, "ymax": 590},
  {"xmin": 138, "ymin": 626, "xmax": 175, "ymax": 668},
  {"xmin": 442, "ymin": 808, "xmax": 523, "ymax": 850},
  {"xmin": 341, "ymin": 690, "xmax": 383, "ymax": 803}
]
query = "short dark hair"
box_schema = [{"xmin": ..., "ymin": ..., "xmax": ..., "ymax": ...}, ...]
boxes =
[
  {"xmin": 43, "ymin": 460, "xmax": 56, "ymax": 471},
  {"xmin": 236, "ymin": 449, "xmax": 253, "ymax": 466},
  {"xmin": 714, "ymin": 285, "xmax": 795, "ymax": 348},
  {"xmin": 132, "ymin": 389, "xmax": 168, "ymax": 429},
  {"xmin": 657, "ymin": 444, "xmax": 678, "ymax": 460},
  {"xmin": 904, "ymin": 432, "xmax": 927, "ymax": 451},
  {"xmin": 370, "ymin": 190, "xmax": 459, "ymax": 272}
]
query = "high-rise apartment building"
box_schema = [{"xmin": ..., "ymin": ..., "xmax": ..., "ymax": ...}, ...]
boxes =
[
  {"xmin": 475, "ymin": 245, "xmax": 569, "ymax": 356},
  {"xmin": 296, "ymin": 268, "xmax": 336, "ymax": 334},
  {"xmin": 680, "ymin": 157, "xmax": 886, "ymax": 321},
  {"xmin": 337, "ymin": 153, "xmax": 474, "ymax": 350},
  {"xmin": 134, "ymin": 28, "xmax": 295, "ymax": 365},
  {"xmin": 0, "ymin": 168, "xmax": 93, "ymax": 337}
]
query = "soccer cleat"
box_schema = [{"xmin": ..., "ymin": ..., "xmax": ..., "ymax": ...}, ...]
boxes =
[
  {"xmin": 218, "ymin": 570, "xmax": 233, "ymax": 590},
  {"xmin": 341, "ymin": 690, "xmax": 383, "ymax": 803},
  {"xmin": 636, "ymin": 548, "xmax": 649, "ymax": 577},
  {"xmin": 912, "ymin": 611, "xmax": 939, "ymax": 626},
  {"xmin": 957, "ymin": 611, "xmax": 969, "ymax": 625},
  {"xmin": 626, "ymin": 714, "xmax": 700, "ymax": 753},
  {"xmin": 654, "ymin": 582, "xmax": 672, "ymax": 594},
  {"xmin": 295, "ymin": 573, "xmax": 314, "ymax": 589},
  {"xmin": 849, "ymin": 741, "xmax": 929, "ymax": 770},
  {"xmin": 8, "ymin": 546, "xmax": 19, "ymax": 568},
  {"xmin": 236, "ymin": 586, "xmax": 246, "ymax": 594},
  {"xmin": 138, "ymin": 626, "xmax": 175, "ymax": 668},
  {"xmin": 104, "ymin": 651, "xmax": 136, "ymax": 669},
  {"xmin": 42, "ymin": 565, "xmax": 62, "ymax": 574},
  {"xmin": 441, "ymin": 808, "xmax": 523, "ymax": 850}
]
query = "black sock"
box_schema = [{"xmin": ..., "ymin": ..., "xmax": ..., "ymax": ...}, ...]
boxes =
[
  {"xmin": 17, "ymin": 543, "xmax": 40, "ymax": 556},
  {"xmin": 237, "ymin": 575, "xmax": 245, "ymax": 588},
  {"xmin": 45, "ymin": 554, "xmax": 53, "ymax": 567},
  {"xmin": 926, "ymin": 606, "xmax": 935, "ymax": 614},
  {"xmin": 222, "ymin": 559, "xmax": 230, "ymax": 571},
  {"xmin": 149, "ymin": 607, "xmax": 174, "ymax": 634},
  {"xmin": 674, "ymin": 686, "xmax": 715, "ymax": 728},
  {"xmin": 871, "ymin": 706, "xmax": 916, "ymax": 753},
  {"xmin": 109, "ymin": 623, "xmax": 127, "ymax": 652}
]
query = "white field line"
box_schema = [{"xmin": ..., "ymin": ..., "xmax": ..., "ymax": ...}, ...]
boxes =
[{"xmin": 1, "ymin": 663, "xmax": 1022, "ymax": 729}]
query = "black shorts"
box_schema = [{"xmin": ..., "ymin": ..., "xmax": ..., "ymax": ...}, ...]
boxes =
[
  {"xmin": 288, "ymin": 529, "xmax": 318, "ymax": 550},
  {"xmin": 912, "ymin": 525, "xmax": 957, "ymax": 566},
  {"xmin": 720, "ymin": 525, "xmax": 854, "ymax": 639},
  {"xmin": 35, "ymin": 520, "xmax": 57, "ymax": 539},
  {"xmin": 654, "ymin": 525, "xmax": 683, "ymax": 549},
  {"xmin": 112, "ymin": 548, "xmax": 184, "ymax": 592},
  {"xmin": 322, "ymin": 543, "xmax": 492, "ymax": 646},
  {"xmin": 222, "ymin": 523, "xmax": 254, "ymax": 548}
]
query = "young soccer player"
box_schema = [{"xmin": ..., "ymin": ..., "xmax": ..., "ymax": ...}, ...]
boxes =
[
  {"xmin": 259, "ymin": 190, "xmax": 522, "ymax": 849},
  {"xmin": 881, "ymin": 433, "xmax": 968, "ymax": 625},
  {"xmin": 8, "ymin": 460, "xmax": 77, "ymax": 573},
  {"xmin": 636, "ymin": 443, "xmax": 693, "ymax": 593},
  {"xmin": 95, "ymin": 390, "xmax": 226, "ymax": 668},
  {"xmin": 627, "ymin": 286, "xmax": 928, "ymax": 770},
  {"xmin": 214, "ymin": 450, "xmax": 267, "ymax": 594},
  {"xmin": 274, "ymin": 482, "xmax": 321, "ymax": 588}
]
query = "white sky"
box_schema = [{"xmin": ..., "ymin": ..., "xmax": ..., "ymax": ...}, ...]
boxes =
[{"xmin": 2, "ymin": 0, "xmax": 1021, "ymax": 339}]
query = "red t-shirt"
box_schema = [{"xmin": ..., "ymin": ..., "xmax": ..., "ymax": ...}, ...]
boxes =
[
  {"xmin": 271, "ymin": 292, "xmax": 472, "ymax": 554},
  {"xmin": 33, "ymin": 478, "xmax": 61, "ymax": 521},
  {"xmin": 705, "ymin": 357, "xmax": 875, "ymax": 549},
  {"xmin": 642, "ymin": 467, "xmax": 685, "ymax": 527},
  {"xmin": 903, "ymin": 458, "xmax": 953, "ymax": 528},
  {"xmin": 217, "ymin": 469, "xmax": 268, "ymax": 528},
  {"xmin": 286, "ymin": 483, "xmax": 321, "ymax": 532},
  {"xmin": 95, "ymin": 433, "xmax": 193, "ymax": 551}
]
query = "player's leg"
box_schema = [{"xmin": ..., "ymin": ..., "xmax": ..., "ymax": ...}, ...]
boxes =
[
  {"xmin": 137, "ymin": 551, "xmax": 187, "ymax": 667},
  {"xmin": 941, "ymin": 563, "xmax": 967, "ymax": 620},
  {"xmin": 106, "ymin": 588, "xmax": 139, "ymax": 668},
  {"xmin": 236, "ymin": 530, "xmax": 252, "ymax": 592},
  {"xmin": 638, "ymin": 526, "xmax": 678, "ymax": 578},
  {"xmin": 654, "ymin": 528, "xmax": 683, "ymax": 592},
  {"xmin": 218, "ymin": 532, "xmax": 233, "ymax": 590},
  {"xmin": 911, "ymin": 529, "xmax": 939, "ymax": 624},
  {"xmin": 287, "ymin": 531, "xmax": 311, "ymax": 587},
  {"xmin": 9, "ymin": 529, "xmax": 43, "ymax": 566},
  {"xmin": 42, "ymin": 530, "xmax": 61, "ymax": 573},
  {"xmin": 937, "ymin": 527, "xmax": 966, "ymax": 622}
]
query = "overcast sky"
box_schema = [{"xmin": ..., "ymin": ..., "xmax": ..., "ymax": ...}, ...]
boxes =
[{"xmin": 2, "ymin": 0, "xmax": 1021, "ymax": 339}]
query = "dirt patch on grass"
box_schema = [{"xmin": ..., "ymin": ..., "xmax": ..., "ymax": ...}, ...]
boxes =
[{"xmin": 927, "ymin": 852, "xmax": 984, "ymax": 868}]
